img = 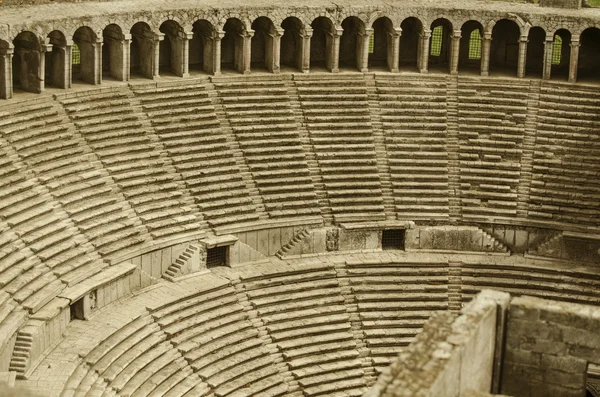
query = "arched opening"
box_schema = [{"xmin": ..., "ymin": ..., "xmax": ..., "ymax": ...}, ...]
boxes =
[
  {"xmin": 551, "ymin": 29, "xmax": 571, "ymax": 81},
  {"xmin": 310, "ymin": 17, "xmax": 335, "ymax": 71},
  {"xmin": 251, "ymin": 16, "xmax": 276, "ymax": 72},
  {"xmin": 190, "ymin": 19, "xmax": 214, "ymax": 74},
  {"xmin": 526, "ymin": 27, "xmax": 545, "ymax": 78},
  {"xmin": 578, "ymin": 27, "xmax": 600, "ymax": 82},
  {"xmin": 12, "ymin": 31, "xmax": 43, "ymax": 93},
  {"xmin": 221, "ymin": 18, "xmax": 246, "ymax": 73},
  {"xmin": 46, "ymin": 30, "xmax": 68, "ymax": 88},
  {"xmin": 73, "ymin": 26, "xmax": 99, "ymax": 84},
  {"xmin": 369, "ymin": 17, "xmax": 396, "ymax": 71},
  {"xmin": 102, "ymin": 24, "xmax": 125, "ymax": 81},
  {"xmin": 159, "ymin": 20, "xmax": 185, "ymax": 76},
  {"xmin": 130, "ymin": 22, "xmax": 154, "ymax": 79},
  {"xmin": 399, "ymin": 17, "xmax": 422, "ymax": 71},
  {"xmin": 428, "ymin": 18, "xmax": 453, "ymax": 73},
  {"xmin": 459, "ymin": 20, "xmax": 484, "ymax": 73},
  {"xmin": 339, "ymin": 16, "xmax": 365, "ymax": 71},
  {"xmin": 281, "ymin": 17, "xmax": 304, "ymax": 72},
  {"xmin": 490, "ymin": 19, "xmax": 520, "ymax": 76}
]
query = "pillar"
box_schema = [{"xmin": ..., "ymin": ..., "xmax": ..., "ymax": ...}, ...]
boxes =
[
  {"xmin": 358, "ymin": 28, "xmax": 372, "ymax": 72},
  {"xmin": 268, "ymin": 28, "xmax": 283, "ymax": 74},
  {"xmin": 242, "ymin": 30, "xmax": 254, "ymax": 74},
  {"xmin": 388, "ymin": 28, "xmax": 401, "ymax": 73},
  {"xmin": 300, "ymin": 27, "xmax": 312, "ymax": 73},
  {"xmin": 181, "ymin": 31, "xmax": 193, "ymax": 77},
  {"xmin": 212, "ymin": 30, "xmax": 224, "ymax": 76},
  {"xmin": 419, "ymin": 28, "xmax": 431, "ymax": 73},
  {"xmin": 65, "ymin": 38, "xmax": 73, "ymax": 89},
  {"xmin": 152, "ymin": 32, "xmax": 164, "ymax": 79},
  {"xmin": 47, "ymin": 36, "xmax": 71, "ymax": 89},
  {"xmin": 93, "ymin": 36, "xmax": 102, "ymax": 85},
  {"xmin": 542, "ymin": 34, "xmax": 553, "ymax": 80},
  {"xmin": 38, "ymin": 43, "xmax": 51, "ymax": 93},
  {"xmin": 0, "ymin": 46, "xmax": 13, "ymax": 99},
  {"xmin": 329, "ymin": 28, "xmax": 342, "ymax": 73},
  {"xmin": 568, "ymin": 35, "xmax": 579, "ymax": 83},
  {"xmin": 480, "ymin": 32, "xmax": 492, "ymax": 76},
  {"xmin": 517, "ymin": 35, "xmax": 528, "ymax": 78},
  {"xmin": 449, "ymin": 29, "xmax": 461, "ymax": 75},
  {"xmin": 122, "ymin": 34, "xmax": 131, "ymax": 81}
]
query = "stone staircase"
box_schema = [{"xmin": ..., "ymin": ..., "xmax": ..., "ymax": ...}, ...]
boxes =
[{"xmin": 8, "ymin": 329, "xmax": 33, "ymax": 378}]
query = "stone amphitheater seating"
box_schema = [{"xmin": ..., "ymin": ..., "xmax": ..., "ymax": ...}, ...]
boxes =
[
  {"xmin": 529, "ymin": 82, "xmax": 600, "ymax": 227},
  {"xmin": 457, "ymin": 77, "xmax": 529, "ymax": 221},
  {"xmin": 374, "ymin": 74, "xmax": 450, "ymax": 220}
]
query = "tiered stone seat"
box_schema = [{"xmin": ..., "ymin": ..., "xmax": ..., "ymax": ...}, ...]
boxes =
[
  {"xmin": 294, "ymin": 74, "xmax": 385, "ymax": 223},
  {"xmin": 132, "ymin": 80, "xmax": 261, "ymax": 229},
  {"xmin": 460, "ymin": 262, "xmax": 600, "ymax": 306},
  {"xmin": 528, "ymin": 82, "xmax": 600, "ymax": 226},
  {"xmin": 58, "ymin": 87, "xmax": 203, "ymax": 240},
  {"xmin": 344, "ymin": 259, "xmax": 449, "ymax": 373},
  {"xmin": 457, "ymin": 77, "xmax": 528, "ymax": 221},
  {"xmin": 375, "ymin": 75, "xmax": 450, "ymax": 220},
  {"xmin": 214, "ymin": 76, "xmax": 320, "ymax": 220},
  {"xmin": 150, "ymin": 283, "xmax": 287, "ymax": 397},
  {"xmin": 241, "ymin": 263, "xmax": 367, "ymax": 396}
]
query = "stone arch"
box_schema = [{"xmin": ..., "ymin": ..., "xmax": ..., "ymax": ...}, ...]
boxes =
[
  {"xmin": 459, "ymin": 20, "xmax": 484, "ymax": 73},
  {"xmin": 190, "ymin": 19, "xmax": 215, "ymax": 74},
  {"xmin": 130, "ymin": 21, "xmax": 155, "ymax": 79},
  {"xmin": 310, "ymin": 16, "xmax": 336, "ymax": 71},
  {"xmin": 281, "ymin": 16, "xmax": 305, "ymax": 72},
  {"xmin": 102, "ymin": 24, "xmax": 126, "ymax": 81},
  {"xmin": 45, "ymin": 30, "xmax": 69, "ymax": 88},
  {"xmin": 399, "ymin": 16, "xmax": 423, "ymax": 71},
  {"xmin": 159, "ymin": 20, "xmax": 186, "ymax": 77},
  {"xmin": 551, "ymin": 28, "xmax": 571, "ymax": 80},
  {"xmin": 428, "ymin": 18, "xmax": 453, "ymax": 72},
  {"xmin": 369, "ymin": 17, "xmax": 398, "ymax": 72},
  {"xmin": 490, "ymin": 19, "xmax": 520, "ymax": 76},
  {"xmin": 251, "ymin": 16, "xmax": 278, "ymax": 72},
  {"xmin": 525, "ymin": 26, "xmax": 545, "ymax": 78},
  {"xmin": 72, "ymin": 26, "xmax": 100, "ymax": 84},
  {"xmin": 340, "ymin": 16, "xmax": 366, "ymax": 71},
  {"xmin": 13, "ymin": 31, "xmax": 44, "ymax": 93},
  {"xmin": 221, "ymin": 17, "xmax": 247, "ymax": 73},
  {"xmin": 578, "ymin": 27, "xmax": 600, "ymax": 82}
]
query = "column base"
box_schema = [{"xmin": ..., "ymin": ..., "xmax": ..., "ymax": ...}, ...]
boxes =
[
  {"xmin": 390, "ymin": 68, "xmax": 399, "ymax": 73},
  {"xmin": 212, "ymin": 71, "xmax": 222, "ymax": 77},
  {"xmin": 568, "ymin": 77, "xmax": 576, "ymax": 83},
  {"xmin": 301, "ymin": 68, "xmax": 310, "ymax": 74},
  {"xmin": 481, "ymin": 71, "xmax": 489, "ymax": 77},
  {"xmin": 360, "ymin": 67, "xmax": 369, "ymax": 73},
  {"xmin": 243, "ymin": 70, "xmax": 251, "ymax": 75},
  {"xmin": 450, "ymin": 70, "xmax": 458, "ymax": 76},
  {"xmin": 331, "ymin": 68, "xmax": 339, "ymax": 73},
  {"xmin": 419, "ymin": 68, "xmax": 429, "ymax": 74},
  {"xmin": 181, "ymin": 73, "xmax": 190, "ymax": 78}
]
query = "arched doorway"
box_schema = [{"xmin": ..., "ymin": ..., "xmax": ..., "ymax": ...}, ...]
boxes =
[
  {"xmin": 459, "ymin": 20, "xmax": 484, "ymax": 74},
  {"xmin": 251, "ymin": 17, "xmax": 278, "ymax": 72},
  {"xmin": 13, "ymin": 31, "xmax": 43, "ymax": 93},
  {"xmin": 221, "ymin": 18, "xmax": 247, "ymax": 73},
  {"xmin": 551, "ymin": 29, "xmax": 571, "ymax": 81},
  {"xmin": 578, "ymin": 27, "xmax": 600, "ymax": 82},
  {"xmin": 102, "ymin": 24, "xmax": 126, "ymax": 81},
  {"xmin": 130, "ymin": 22, "xmax": 154, "ymax": 79},
  {"xmin": 190, "ymin": 20, "xmax": 214, "ymax": 74},
  {"xmin": 310, "ymin": 17, "xmax": 336, "ymax": 71},
  {"xmin": 399, "ymin": 17, "xmax": 422, "ymax": 71},
  {"xmin": 369, "ymin": 17, "xmax": 398, "ymax": 72},
  {"xmin": 46, "ymin": 30, "xmax": 69, "ymax": 88},
  {"xmin": 73, "ymin": 26, "xmax": 100, "ymax": 84},
  {"xmin": 490, "ymin": 19, "xmax": 520, "ymax": 76},
  {"xmin": 428, "ymin": 18, "xmax": 453, "ymax": 73},
  {"xmin": 526, "ymin": 27, "xmax": 545, "ymax": 78},
  {"xmin": 281, "ymin": 17, "xmax": 304, "ymax": 72},
  {"xmin": 339, "ymin": 16, "xmax": 366, "ymax": 71},
  {"xmin": 159, "ymin": 20, "xmax": 185, "ymax": 76}
]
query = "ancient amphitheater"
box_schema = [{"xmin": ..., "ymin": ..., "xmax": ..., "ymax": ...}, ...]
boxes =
[{"xmin": 0, "ymin": 0, "xmax": 599, "ymax": 395}]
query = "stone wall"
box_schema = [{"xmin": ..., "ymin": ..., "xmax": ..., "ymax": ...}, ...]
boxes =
[{"xmin": 501, "ymin": 296, "xmax": 600, "ymax": 397}]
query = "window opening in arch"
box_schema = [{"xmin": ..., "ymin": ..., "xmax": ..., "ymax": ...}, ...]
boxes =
[
  {"xmin": 430, "ymin": 25, "xmax": 443, "ymax": 56},
  {"xmin": 368, "ymin": 33, "xmax": 375, "ymax": 54},
  {"xmin": 72, "ymin": 43, "xmax": 81, "ymax": 65},
  {"xmin": 552, "ymin": 35, "xmax": 562, "ymax": 65},
  {"xmin": 468, "ymin": 29, "xmax": 482, "ymax": 60}
]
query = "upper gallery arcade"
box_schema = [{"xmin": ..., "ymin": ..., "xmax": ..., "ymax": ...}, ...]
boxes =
[{"xmin": 0, "ymin": 0, "xmax": 599, "ymax": 99}]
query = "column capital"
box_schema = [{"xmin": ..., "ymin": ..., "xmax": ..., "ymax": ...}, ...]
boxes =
[
  {"xmin": 154, "ymin": 32, "xmax": 165, "ymax": 42},
  {"xmin": 334, "ymin": 27, "xmax": 344, "ymax": 37},
  {"xmin": 452, "ymin": 29, "xmax": 462, "ymax": 39},
  {"xmin": 519, "ymin": 35, "xmax": 528, "ymax": 43},
  {"xmin": 483, "ymin": 32, "xmax": 492, "ymax": 41},
  {"xmin": 422, "ymin": 28, "xmax": 432, "ymax": 38},
  {"xmin": 123, "ymin": 33, "xmax": 132, "ymax": 41},
  {"xmin": 216, "ymin": 30, "xmax": 226, "ymax": 40},
  {"xmin": 183, "ymin": 31, "xmax": 194, "ymax": 40},
  {"xmin": 302, "ymin": 27, "xmax": 313, "ymax": 38},
  {"xmin": 41, "ymin": 43, "xmax": 53, "ymax": 52},
  {"xmin": 245, "ymin": 29, "xmax": 255, "ymax": 39},
  {"xmin": 365, "ymin": 28, "xmax": 374, "ymax": 36}
]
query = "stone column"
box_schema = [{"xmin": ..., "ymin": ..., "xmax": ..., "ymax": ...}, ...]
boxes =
[
  {"xmin": 388, "ymin": 28, "xmax": 401, "ymax": 73},
  {"xmin": 181, "ymin": 31, "xmax": 193, "ymax": 77},
  {"xmin": 358, "ymin": 28, "xmax": 372, "ymax": 72},
  {"xmin": 450, "ymin": 29, "xmax": 461, "ymax": 75},
  {"xmin": 270, "ymin": 28, "xmax": 283, "ymax": 73},
  {"xmin": 568, "ymin": 35, "xmax": 580, "ymax": 83},
  {"xmin": 152, "ymin": 32, "xmax": 164, "ymax": 79},
  {"xmin": 419, "ymin": 28, "xmax": 431, "ymax": 73},
  {"xmin": 480, "ymin": 32, "xmax": 492, "ymax": 76},
  {"xmin": 330, "ymin": 27, "xmax": 343, "ymax": 73},
  {"xmin": 122, "ymin": 33, "xmax": 131, "ymax": 81},
  {"xmin": 517, "ymin": 35, "xmax": 528, "ymax": 78},
  {"xmin": 39, "ymin": 43, "xmax": 52, "ymax": 92},
  {"xmin": 93, "ymin": 36, "xmax": 102, "ymax": 85},
  {"xmin": 542, "ymin": 34, "xmax": 553, "ymax": 80},
  {"xmin": 65, "ymin": 38, "xmax": 73, "ymax": 89},
  {"xmin": 300, "ymin": 27, "xmax": 312, "ymax": 73},
  {"xmin": 242, "ymin": 30, "xmax": 254, "ymax": 75},
  {"xmin": 0, "ymin": 46, "xmax": 13, "ymax": 99},
  {"xmin": 212, "ymin": 30, "xmax": 225, "ymax": 76}
]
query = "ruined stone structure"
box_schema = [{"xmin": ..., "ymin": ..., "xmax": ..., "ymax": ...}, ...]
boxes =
[{"xmin": 0, "ymin": 0, "xmax": 599, "ymax": 396}]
